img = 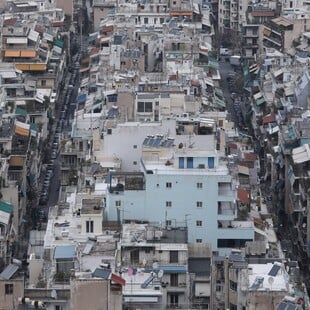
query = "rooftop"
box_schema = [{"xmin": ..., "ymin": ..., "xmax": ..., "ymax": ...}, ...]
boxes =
[
  {"xmin": 121, "ymin": 223, "xmax": 188, "ymax": 247},
  {"xmin": 247, "ymin": 263, "xmax": 289, "ymax": 291}
]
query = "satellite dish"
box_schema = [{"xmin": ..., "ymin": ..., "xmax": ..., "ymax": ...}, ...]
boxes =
[
  {"xmin": 158, "ymin": 270, "xmax": 164, "ymax": 279},
  {"xmin": 152, "ymin": 262, "xmax": 159, "ymax": 269},
  {"xmin": 51, "ymin": 289, "xmax": 57, "ymax": 299}
]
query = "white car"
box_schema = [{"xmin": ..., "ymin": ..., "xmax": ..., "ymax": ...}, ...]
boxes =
[{"xmin": 50, "ymin": 92, "xmax": 57, "ymax": 103}]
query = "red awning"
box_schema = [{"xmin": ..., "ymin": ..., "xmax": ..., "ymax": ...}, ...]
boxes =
[{"xmin": 111, "ymin": 273, "xmax": 125, "ymax": 286}]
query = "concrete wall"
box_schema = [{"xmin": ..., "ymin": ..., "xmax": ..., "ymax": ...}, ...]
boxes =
[
  {"xmin": 0, "ymin": 278, "xmax": 24, "ymax": 310},
  {"xmin": 106, "ymin": 170, "xmax": 250, "ymax": 254},
  {"xmin": 55, "ymin": 0, "xmax": 73, "ymax": 16},
  {"xmin": 80, "ymin": 213, "xmax": 103, "ymax": 235},
  {"xmin": 70, "ymin": 278, "xmax": 122, "ymax": 310}
]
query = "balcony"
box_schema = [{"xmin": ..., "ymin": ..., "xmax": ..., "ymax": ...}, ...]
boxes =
[
  {"xmin": 108, "ymin": 172, "xmax": 145, "ymax": 193},
  {"xmin": 218, "ymin": 201, "xmax": 235, "ymax": 220},
  {"xmin": 218, "ymin": 182, "xmax": 235, "ymax": 199},
  {"xmin": 263, "ymin": 36, "xmax": 282, "ymax": 47}
]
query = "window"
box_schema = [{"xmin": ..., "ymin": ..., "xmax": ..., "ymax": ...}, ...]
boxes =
[
  {"xmin": 196, "ymin": 201, "xmax": 203, "ymax": 208},
  {"xmin": 170, "ymin": 294, "xmax": 179, "ymax": 306},
  {"xmin": 137, "ymin": 101, "xmax": 153, "ymax": 112},
  {"xmin": 133, "ymin": 161, "xmax": 137, "ymax": 165},
  {"xmin": 230, "ymin": 303, "xmax": 237, "ymax": 310},
  {"xmin": 115, "ymin": 200, "xmax": 121, "ymax": 207},
  {"xmin": 41, "ymin": 80, "xmax": 46, "ymax": 87},
  {"xmin": 187, "ymin": 157, "xmax": 193, "ymax": 168},
  {"xmin": 86, "ymin": 220, "xmax": 94, "ymax": 233},
  {"xmin": 166, "ymin": 201, "xmax": 172, "ymax": 207},
  {"xmin": 216, "ymin": 284, "xmax": 222, "ymax": 292},
  {"xmin": 170, "ymin": 273, "xmax": 178, "ymax": 286},
  {"xmin": 179, "ymin": 157, "xmax": 184, "ymax": 168},
  {"xmin": 166, "ymin": 182, "xmax": 172, "ymax": 188},
  {"xmin": 169, "ymin": 251, "xmax": 178, "ymax": 263},
  {"xmin": 133, "ymin": 145, "xmax": 137, "ymax": 149},
  {"xmin": 196, "ymin": 220, "xmax": 202, "ymax": 227},
  {"xmin": 196, "ymin": 239, "xmax": 202, "ymax": 243},
  {"xmin": 197, "ymin": 182, "xmax": 203, "ymax": 189},
  {"xmin": 5, "ymin": 284, "xmax": 13, "ymax": 295},
  {"xmin": 230, "ymin": 280, "xmax": 237, "ymax": 291},
  {"xmin": 55, "ymin": 306, "xmax": 62, "ymax": 310},
  {"xmin": 166, "ymin": 220, "xmax": 172, "ymax": 226},
  {"xmin": 145, "ymin": 248, "xmax": 151, "ymax": 254},
  {"xmin": 144, "ymin": 17, "xmax": 148, "ymax": 24}
]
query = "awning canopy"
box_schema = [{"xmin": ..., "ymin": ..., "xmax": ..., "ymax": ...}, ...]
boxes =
[
  {"xmin": 9, "ymin": 155, "xmax": 26, "ymax": 167},
  {"xmin": 214, "ymin": 97, "xmax": 226, "ymax": 108},
  {"xmin": 5, "ymin": 50, "xmax": 20, "ymax": 57},
  {"xmin": 256, "ymin": 96, "xmax": 265, "ymax": 106},
  {"xmin": 28, "ymin": 30, "xmax": 39, "ymax": 42},
  {"xmin": 6, "ymin": 37, "xmax": 27, "ymax": 44},
  {"xmin": 253, "ymin": 92, "xmax": 263, "ymax": 100},
  {"xmin": 292, "ymin": 143, "xmax": 310, "ymax": 164},
  {"xmin": 20, "ymin": 50, "xmax": 36, "ymax": 58},
  {"xmin": 14, "ymin": 121, "xmax": 30, "ymax": 136}
]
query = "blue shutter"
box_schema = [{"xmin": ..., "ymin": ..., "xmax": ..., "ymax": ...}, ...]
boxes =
[
  {"xmin": 208, "ymin": 157, "xmax": 215, "ymax": 168},
  {"xmin": 179, "ymin": 157, "xmax": 184, "ymax": 168},
  {"xmin": 187, "ymin": 157, "xmax": 193, "ymax": 168}
]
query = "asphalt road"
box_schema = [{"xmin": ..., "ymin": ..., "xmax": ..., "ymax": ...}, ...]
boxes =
[{"xmin": 219, "ymin": 59, "xmax": 237, "ymax": 123}]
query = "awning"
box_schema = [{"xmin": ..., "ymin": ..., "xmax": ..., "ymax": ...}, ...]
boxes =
[
  {"xmin": 15, "ymin": 107, "xmax": 27, "ymax": 117},
  {"xmin": 208, "ymin": 59, "xmax": 219, "ymax": 69},
  {"xmin": 256, "ymin": 97, "xmax": 265, "ymax": 106},
  {"xmin": 204, "ymin": 77, "xmax": 214, "ymax": 87},
  {"xmin": 284, "ymin": 86, "xmax": 294, "ymax": 97},
  {"xmin": 214, "ymin": 97, "xmax": 226, "ymax": 108},
  {"xmin": 0, "ymin": 200, "xmax": 13, "ymax": 214},
  {"xmin": 30, "ymin": 123, "xmax": 37, "ymax": 137},
  {"xmin": 263, "ymin": 28, "xmax": 271, "ymax": 37},
  {"xmin": 268, "ymin": 125, "xmax": 279, "ymax": 135},
  {"xmin": 292, "ymin": 143, "xmax": 310, "ymax": 164},
  {"xmin": 111, "ymin": 273, "xmax": 126, "ymax": 286},
  {"xmin": 20, "ymin": 50, "xmax": 36, "ymax": 58},
  {"xmin": 253, "ymin": 92, "xmax": 263, "ymax": 100},
  {"xmin": 29, "ymin": 64, "xmax": 46, "ymax": 71},
  {"xmin": 214, "ymin": 87, "xmax": 224, "ymax": 97},
  {"xmin": 100, "ymin": 36, "xmax": 111, "ymax": 43},
  {"xmin": 273, "ymin": 68, "xmax": 283, "ymax": 77},
  {"xmin": 43, "ymin": 32, "xmax": 54, "ymax": 42},
  {"xmin": 15, "ymin": 64, "xmax": 46, "ymax": 71},
  {"xmin": 5, "ymin": 50, "xmax": 20, "ymax": 57},
  {"xmin": 9, "ymin": 155, "xmax": 25, "ymax": 167},
  {"xmin": 6, "ymin": 37, "xmax": 27, "ymax": 44},
  {"xmin": 170, "ymin": 11, "xmax": 192, "ymax": 16},
  {"xmin": 53, "ymin": 45, "xmax": 62, "ymax": 55},
  {"xmin": 77, "ymin": 93, "xmax": 87, "ymax": 104},
  {"xmin": 28, "ymin": 29, "xmax": 39, "ymax": 42},
  {"xmin": 80, "ymin": 67, "xmax": 90, "ymax": 73},
  {"xmin": 124, "ymin": 297, "xmax": 158, "ymax": 303},
  {"xmin": 55, "ymin": 39, "xmax": 64, "ymax": 48},
  {"xmin": 0, "ymin": 71, "xmax": 17, "ymax": 78},
  {"xmin": 15, "ymin": 121, "xmax": 30, "ymax": 136}
]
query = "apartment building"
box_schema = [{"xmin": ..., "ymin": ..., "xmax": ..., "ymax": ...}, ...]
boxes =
[
  {"xmin": 106, "ymin": 134, "xmax": 254, "ymax": 255},
  {"xmin": 119, "ymin": 223, "xmax": 189, "ymax": 309}
]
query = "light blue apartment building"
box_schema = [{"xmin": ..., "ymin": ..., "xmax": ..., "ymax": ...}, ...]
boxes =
[{"xmin": 106, "ymin": 136, "xmax": 254, "ymax": 255}]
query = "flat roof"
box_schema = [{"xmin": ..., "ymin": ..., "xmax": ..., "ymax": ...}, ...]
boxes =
[{"xmin": 248, "ymin": 263, "xmax": 288, "ymax": 291}]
